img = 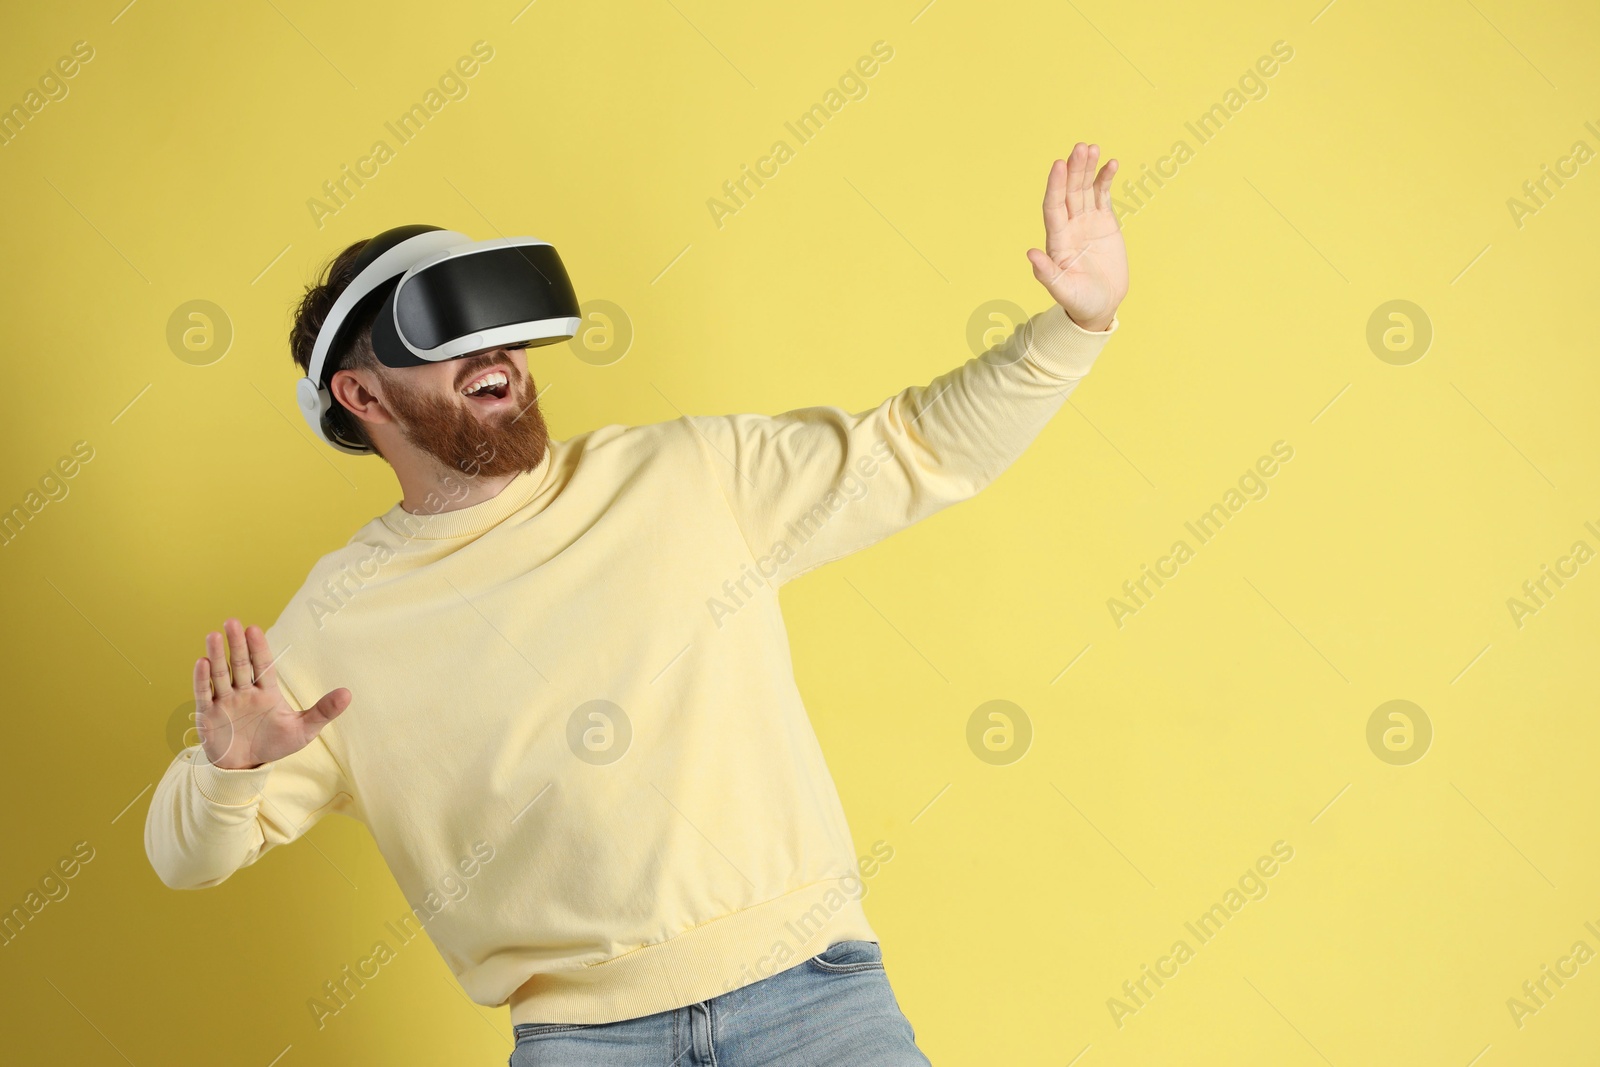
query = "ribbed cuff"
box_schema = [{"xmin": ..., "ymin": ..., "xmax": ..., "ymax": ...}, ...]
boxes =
[
  {"xmin": 188, "ymin": 749, "xmax": 273, "ymax": 807},
  {"xmin": 1023, "ymin": 303, "xmax": 1120, "ymax": 380}
]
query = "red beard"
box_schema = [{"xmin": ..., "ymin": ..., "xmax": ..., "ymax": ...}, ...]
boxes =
[{"xmin": 381, "ymin": 358, "xmax": 550, "ymax": 480}]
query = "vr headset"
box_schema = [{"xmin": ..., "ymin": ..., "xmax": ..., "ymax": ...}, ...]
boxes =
[{"xmin": 297, "ymin": 223, "xmax": 580, "ymax": 454}]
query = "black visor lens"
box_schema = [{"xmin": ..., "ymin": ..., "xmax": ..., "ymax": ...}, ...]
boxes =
[{"xmin": 394, "ymin": 244, "xmax": 578, "ymax": 354}]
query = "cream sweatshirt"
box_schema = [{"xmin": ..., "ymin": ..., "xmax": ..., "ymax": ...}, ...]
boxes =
[{"xmin": 145, "ymin": 302, "xmax": 1118, "ymax": 1025}]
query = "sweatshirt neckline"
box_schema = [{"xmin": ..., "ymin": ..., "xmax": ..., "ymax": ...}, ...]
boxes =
[{"xmin": 378, "ymin": 447, "xmax": 554, "ymax": 542}]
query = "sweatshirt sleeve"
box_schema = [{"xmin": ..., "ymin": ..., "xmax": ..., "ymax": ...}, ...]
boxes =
[
  {"xmin": 143, "ymin": 692, "xmax": 356, "ymax": 890},
  {"xmin": 687, "ymin": 302, "xmax": 1119, "ymax": 584}
]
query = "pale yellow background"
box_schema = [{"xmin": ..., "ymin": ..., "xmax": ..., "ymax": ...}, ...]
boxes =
[{"xmin": 2, "ymin": 0, "xmax": 1597, "ymax": 1064}]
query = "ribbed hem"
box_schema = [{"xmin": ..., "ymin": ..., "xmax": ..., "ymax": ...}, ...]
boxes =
[
  {"xmin": 504, "ymin": 876, "xmax": 878, "ymax": 1025},
  {"xmin": 188, "ymin": 749, "xmax": 273, "ymax": 806},
  {"xmin": 379, "ymin": 448, "xmax": 555, "ymax": 541},
  {"xmin": 1022, "ymin": 303, "xmax": 1120, "ymax": 380}
]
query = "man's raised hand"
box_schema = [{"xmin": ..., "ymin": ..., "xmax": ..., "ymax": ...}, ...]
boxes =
[
  {"xmin": 1026, "ymin": 142, "xmax": 1129, "ymax": 333},
  {"xmin": 194, "ymin": 618, "xmax": 351, "ymax": 770}
]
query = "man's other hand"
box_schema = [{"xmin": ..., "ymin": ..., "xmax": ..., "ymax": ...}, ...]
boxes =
[
  {"xmin": 194, "ymin": 618, "xmax": 351, "ymax": 770},
  {"xmin": 1027, "ymin": 141, "xmax": 1128, "ymax": 332}
]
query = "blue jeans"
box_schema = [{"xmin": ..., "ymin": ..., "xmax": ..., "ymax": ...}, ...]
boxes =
[{"xmin": 508, "ymin": 941, "xmax": 933, "ymax": 1066}]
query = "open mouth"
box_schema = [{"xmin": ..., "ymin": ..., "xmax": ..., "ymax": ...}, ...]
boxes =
[{"xmin": 460, "ymin": 367, "xmax": 513, "ymax": 406}]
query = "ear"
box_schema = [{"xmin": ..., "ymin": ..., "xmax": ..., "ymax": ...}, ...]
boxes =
[{"xmin": 329, "ymin": 367, "xmax": 396, "ymax": 429}]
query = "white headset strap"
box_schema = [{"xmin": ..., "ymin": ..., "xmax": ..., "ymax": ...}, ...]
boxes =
[{"xmin": 305, "ymin": 229, "xmax": 471, "ymax": 390}]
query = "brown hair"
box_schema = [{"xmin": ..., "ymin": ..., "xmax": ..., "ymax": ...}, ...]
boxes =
[{"xmin": 288, "ymin": 238, "xmax": 386, "ymax": 456}]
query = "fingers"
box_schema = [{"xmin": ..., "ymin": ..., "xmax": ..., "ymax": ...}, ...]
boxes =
[
  {"xmin": 224, "ymin": 618, "xmax": 254, "ymax": 688},
  {"xmin": 194, "ymin": 651, "xmax": 232, "ymax": 761},
  {"xmin": 1042, "ymin": 157, "xmax": 1068, "ymax": 234},
  {"xmin": 1065, "ymin": 142, "xmax": 1090, "ymax": 216},
  {"xmin": 245, "ymin": 624, "xmax": 277, "ymax": 688},
  {"xmin": 193, "ymin": 656, "xmax": 214, "ymax": 712},
  {"xmin": 206, "ymin": 629, "xmax": 232, "ymax": 695},
  {"xmin": 195, "ymin": 655, "xmax": 217, "ymax": 755},
  {"xmin": 303, "ymin": 688, "xmax": 353, "ymax": 730},
  {"xmin": 1026, "ymin": 247, "xmax": 1061, "ymax": 287},
  {"xmin": 1052, "ymin": 143, "xmax": 1113, "ymax": 221},
  {"xmin": 1092, "ymin": 157, "xmax": 1118, "ymax": 212},
  {"xmin": 205, "ymin": 619, "xmax": 261, "ymax": 697}
]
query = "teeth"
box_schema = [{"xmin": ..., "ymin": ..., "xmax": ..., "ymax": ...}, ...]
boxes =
[{"xmin": 463, "ymin": 370, "xmax": 509, "ymax": 396}]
